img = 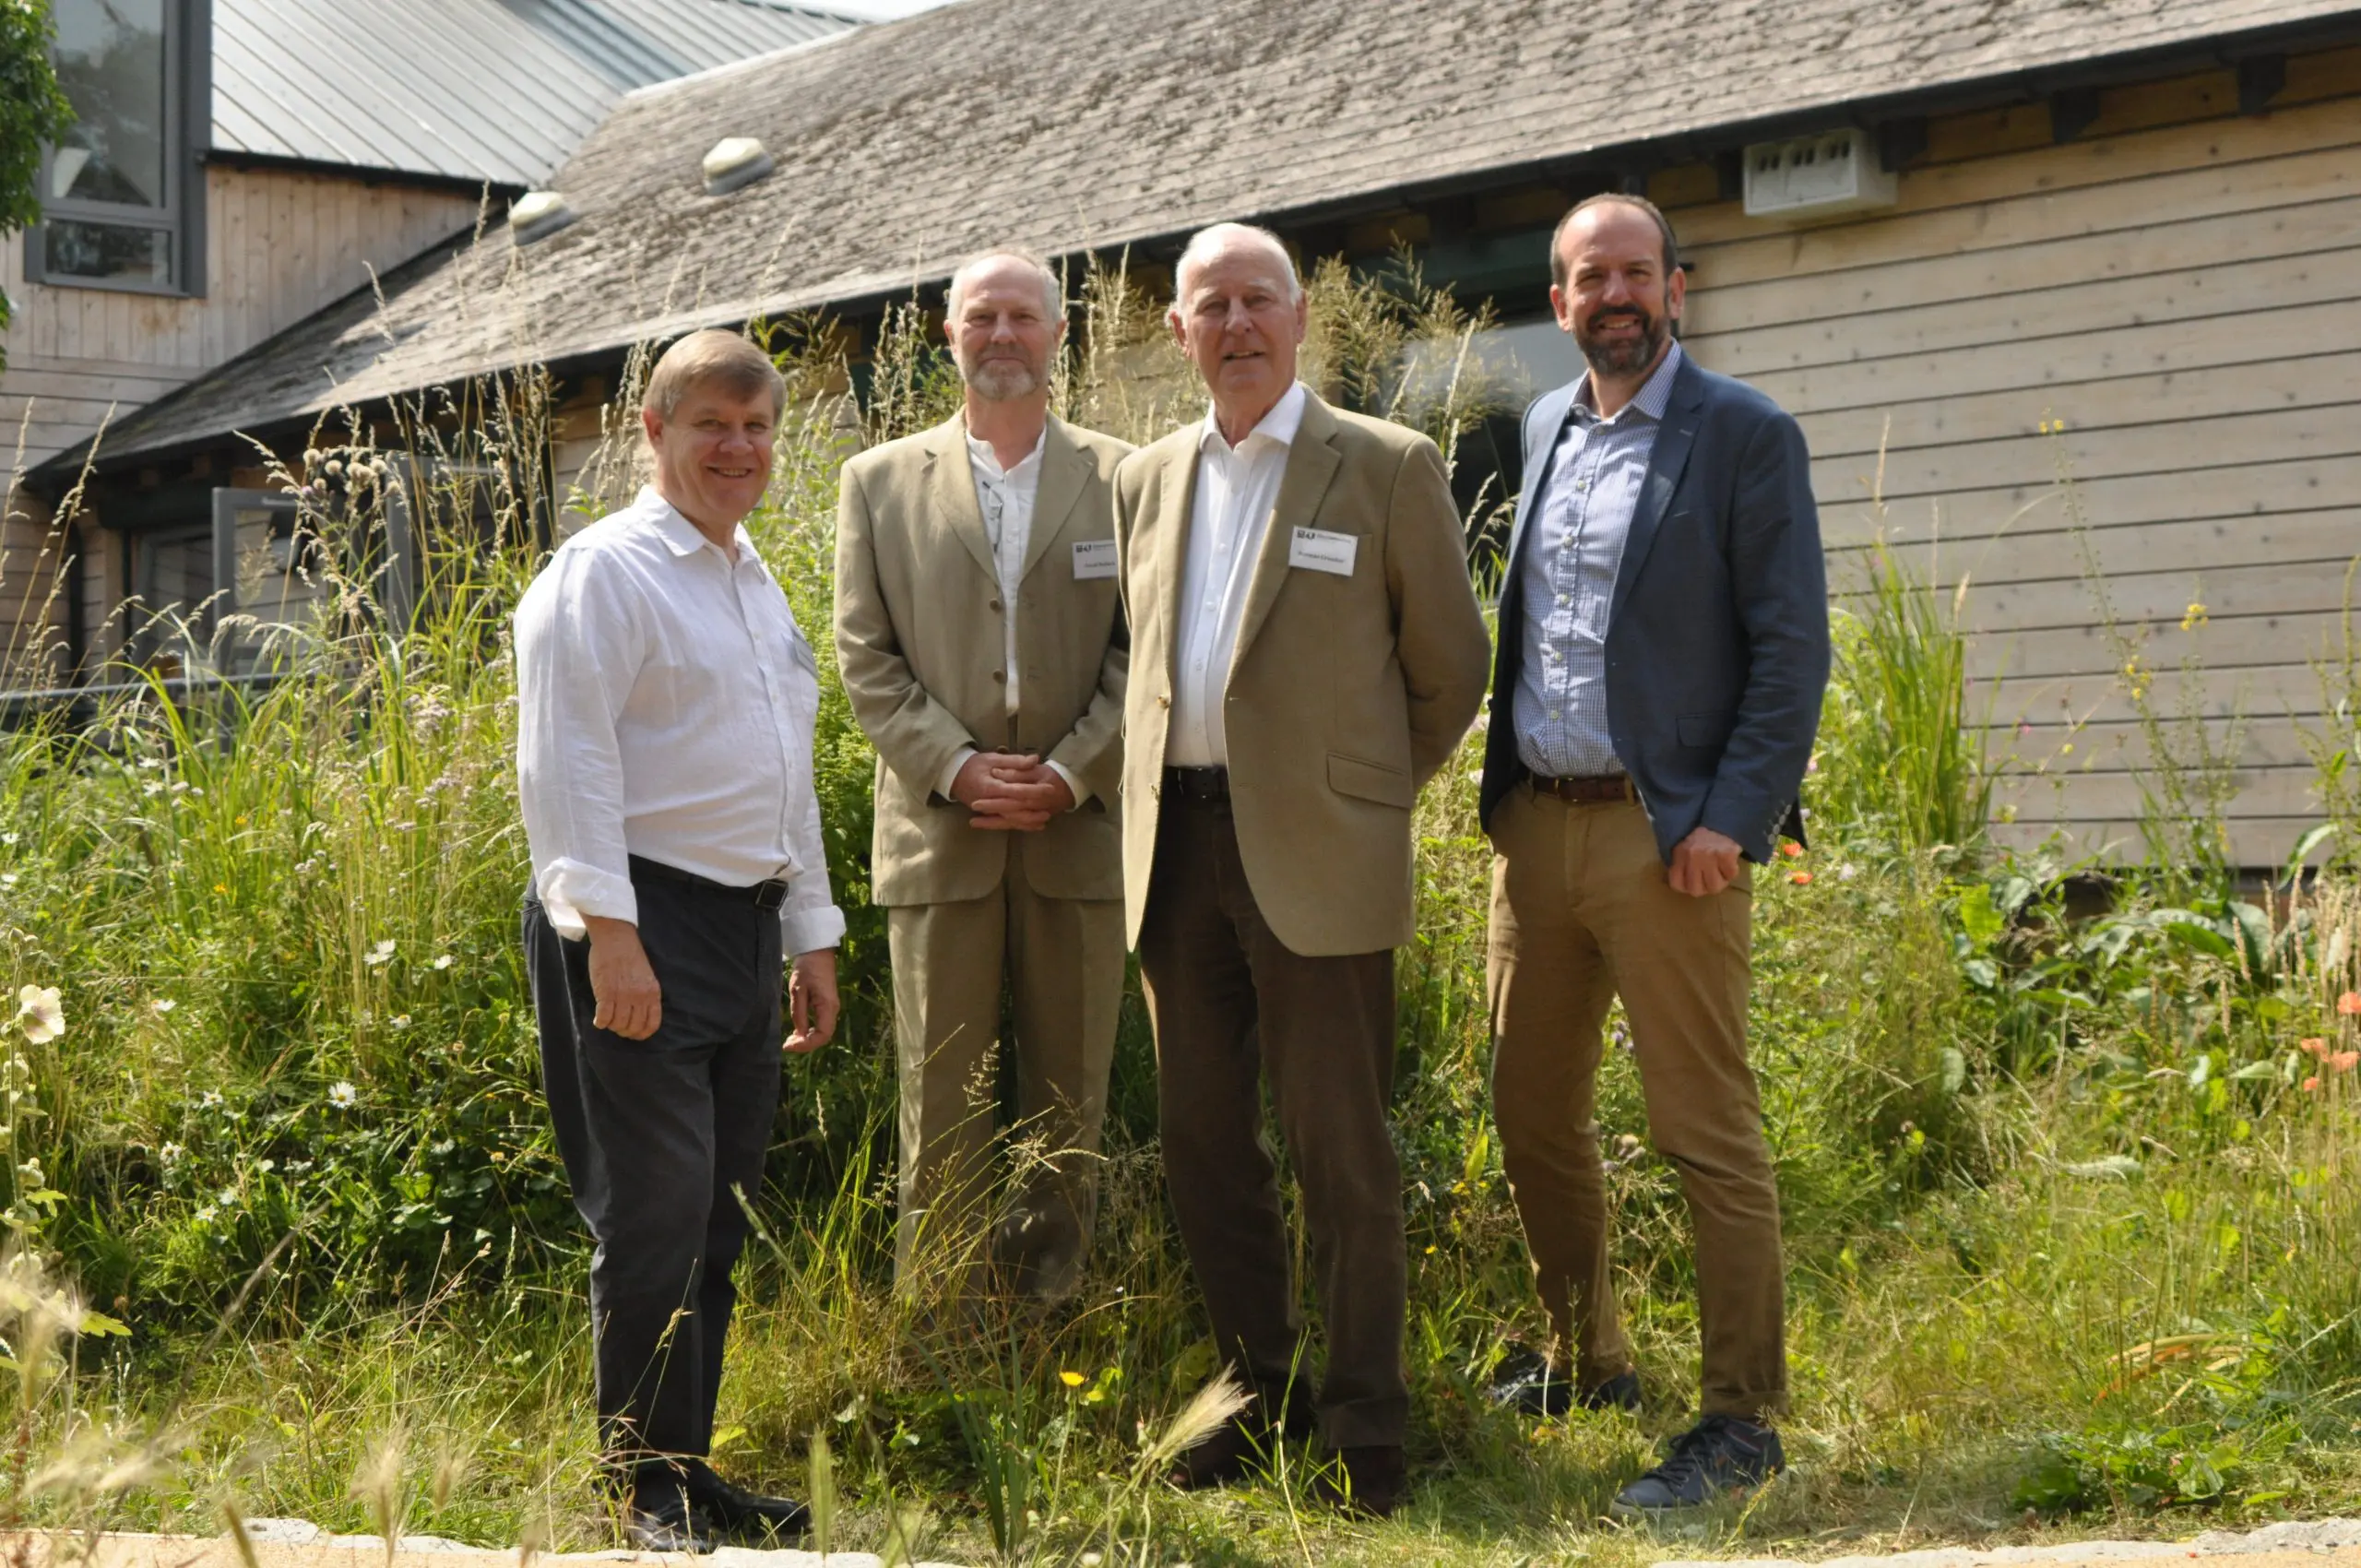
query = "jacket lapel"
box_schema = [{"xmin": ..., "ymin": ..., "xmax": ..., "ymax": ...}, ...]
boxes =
[
  {"xmin": 1020, "ymin": 417, "xmax": 1087, "ymax": 584},
  {"xmin": 1608, "ymin": 357, "xmax": 1703, "ymax": 625},
  {"xmin": 1150, "ymin": 435, "xmax": 1197, "ymax": 688},
  {"xmin": 1503, "ymin": 380, "xmax": 1579, "ymax": 577},
  {"xmin": 924, "ymin": 417, "xmax": 998, "ymax": 582},
  {"xmin": 1229, "ymin": 392, "xmax": 1342, "ymax": 674}
]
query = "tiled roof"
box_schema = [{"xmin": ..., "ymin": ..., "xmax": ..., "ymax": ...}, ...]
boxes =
[{"xmin": 64, "ymin": 0, "xmax": 2361, "ymax": 474}]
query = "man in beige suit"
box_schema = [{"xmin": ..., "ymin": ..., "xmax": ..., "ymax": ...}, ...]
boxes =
[
  {"xmin": 1114, "ymin": 223, "xmax": 1489, "ymax": 1516},
  {"xmin": 835, "ymin": 250, "xmax": 1132, "ymax": 1302}
]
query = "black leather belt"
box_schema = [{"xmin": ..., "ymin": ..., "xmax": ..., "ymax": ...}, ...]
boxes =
[
  {"xmin": 1163, "ymin": 766, "xmax": 1231, "ymax": 802},
  {"xmin": 628, "ymin": 854, "xmax": 791, "ymax": 910},
  {"xmin": 1530, "ymin": 773, "xmax": 1637, "ymax": 804}
]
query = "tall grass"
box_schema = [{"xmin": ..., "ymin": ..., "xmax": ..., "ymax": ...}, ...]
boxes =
[{"xmin": 0, "ymin": 262, "xmax": 2351, "ymax": 1564}]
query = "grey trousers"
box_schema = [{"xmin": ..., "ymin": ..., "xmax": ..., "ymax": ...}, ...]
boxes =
[{"xmin": 524, "ymin": 872, "xmax": 783, "ymax": 1488}]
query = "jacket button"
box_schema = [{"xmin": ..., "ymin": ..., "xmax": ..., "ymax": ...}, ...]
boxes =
[
  {"xmin": 991, "ymin": 670, "xmax": 1006, "ymax": 684},
  {"xmin": 989, "ymin": 599, "xmax": 1003, "ymax": 612}
]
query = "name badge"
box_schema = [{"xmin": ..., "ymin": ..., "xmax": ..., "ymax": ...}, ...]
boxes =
[
  {"xmin": 1072, "ymin": 540, "xmax": 1118, "ymax": 580},
  {"xmin": 1287, "ymin": 527, "xmax": 1358, "ymax": 576}
]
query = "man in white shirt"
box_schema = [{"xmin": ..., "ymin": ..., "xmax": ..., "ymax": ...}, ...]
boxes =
[
  {"xmin": 516, "ymin": 329, "xmax": 842, "ymax": 1553},
  {"xmin": 834, "ymin": 250, "xmax": 1132, "ymax": 1302},
  {"xmin": 1111, "ymin": 224, "xmax": 1490, "ymax": 1517}
]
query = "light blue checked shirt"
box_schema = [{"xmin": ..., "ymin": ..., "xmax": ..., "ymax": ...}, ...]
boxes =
[{"xmin": 1513, "ymin": 342, "xmax": 1684, "ymax": 778}]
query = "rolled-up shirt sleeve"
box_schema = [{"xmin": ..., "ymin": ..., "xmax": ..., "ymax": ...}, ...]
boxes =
[{"xmin": 516, "ymin": 550, "xmax": 644, "ymax": 939}]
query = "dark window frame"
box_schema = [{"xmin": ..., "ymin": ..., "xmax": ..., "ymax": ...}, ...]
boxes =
[{"xmin": 26, "ymin": 0, "xmax": 210, "ymax": 299}]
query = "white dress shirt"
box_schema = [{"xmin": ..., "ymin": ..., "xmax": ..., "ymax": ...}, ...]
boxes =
[
  {"xmin": 1166, "ymin": 381, "xmax": 1310, "ymax": 767},
  {"xmin": 932, "ymin": 420, "xmax": 1088, "ymax": 805},
  {"xmin": 515, "ymin": 485, "xmax": 846, "ymax": 955}
]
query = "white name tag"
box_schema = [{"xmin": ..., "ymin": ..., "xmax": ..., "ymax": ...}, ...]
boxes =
[
  {"xmin": 1072, "ymin": 540, "xmax": 1118, "ymax": 580},
  {"xmin": 1288, "ymin": 527, "xmax": 1358, "ymax": 576}
]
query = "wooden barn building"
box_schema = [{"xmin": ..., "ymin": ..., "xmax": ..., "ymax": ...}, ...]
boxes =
[{"xmin": 8, "ymin": 0, "xmax": 2361, "ymax": 867}]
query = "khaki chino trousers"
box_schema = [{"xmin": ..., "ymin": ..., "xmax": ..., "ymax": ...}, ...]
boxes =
[
  {"xmin": 1486, "ymin": 788, "xmax": 1787, "ymax": 1419},
  {"xmin": 888, "ymin": 829, "xmax": 1123, "ymax": 1301}
]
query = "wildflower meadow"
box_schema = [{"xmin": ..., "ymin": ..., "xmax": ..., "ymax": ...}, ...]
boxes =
[{"xmin": 0, "ymin": 262, "xmax": 2355, "ymax": 1565}]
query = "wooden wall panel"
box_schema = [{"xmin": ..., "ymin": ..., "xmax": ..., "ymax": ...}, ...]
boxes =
[
  {"xmin": 0, "ymin": 165, "xmax": 478, "ymax": 476},
  {"xmin": 1667, "ymin": 53, "xmax": 2361, "ymax": 865},
  {"xmin": 0, "ymin": 165, "xmax": 477, "ymax": 679}
]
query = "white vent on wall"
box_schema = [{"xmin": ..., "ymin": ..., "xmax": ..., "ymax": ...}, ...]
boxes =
[{"xmin": 1741, "ymin": 129, "xmax": 1897, "ymax": 217}]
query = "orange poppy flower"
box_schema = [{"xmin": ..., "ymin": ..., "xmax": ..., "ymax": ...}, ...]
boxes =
[
  {"xmin": 1789, "ymin": 871, "xmax": 1813, "ymax": 885},
  {"xmin": 2301, "ymin": 1038, "xmax": 2330, "ymax": 1058},
  {"xmin": 1780, "ymin": 842, "xmax": 1804, "ymax": 859},
  {"xmin": 2339, "ymin": 992, "xmax": 2361, "ymax": 1016},
  {"xmin": 2303, "ymin": 1075, "xmax": 2322, "ymax": 1092},
  {"xmin": 2331, "ymin": 1051, "xmax": 2359, "ymax": 1074}
]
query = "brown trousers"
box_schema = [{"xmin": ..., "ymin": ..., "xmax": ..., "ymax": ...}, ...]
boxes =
[
  {"xmin": 1486, "ymin": 788, "xmax": 1787, "ymax": 1419},
  {"xmin": 888, "ymin": 829, "xmax": 1124, "ymax": 1301},
  {"xmin": 1138, "ymin": 794, "xmax": 1407, "ymax": 1449}
]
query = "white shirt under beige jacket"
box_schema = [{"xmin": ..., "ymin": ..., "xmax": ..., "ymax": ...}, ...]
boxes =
[
  {"xmin": 1166, "ymin": 380, "xmax": 1310, "ymax": 767},
  {"xmin": 514, "ymin": 485, "xmax": 846, "ymax": 956},
  {"xmin": 932, "ymin": 422, "xmax": 1089, "ymax": 803}
]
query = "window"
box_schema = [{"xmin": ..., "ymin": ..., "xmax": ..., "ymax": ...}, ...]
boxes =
[{"xmin": 30, "ymin": 0, "xmax": 208, "ymax": 296}]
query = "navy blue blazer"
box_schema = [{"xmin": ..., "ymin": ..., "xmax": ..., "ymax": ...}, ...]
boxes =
[{"xmin": 1477, "ymin": 353, "xmax": 1830, "ymax": 864}]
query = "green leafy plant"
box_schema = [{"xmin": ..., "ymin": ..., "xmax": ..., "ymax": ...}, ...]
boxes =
[{"xmin": 0, "ymin": 0, "xmax": 74, "ymax": 357}]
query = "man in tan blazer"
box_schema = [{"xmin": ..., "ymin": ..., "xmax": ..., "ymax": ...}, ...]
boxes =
[
  {"xmin": 1114, "ymin": 223, "xmax": 1489, "ymax": 1516},
  {"xmin": 835, "ymin": 250, "xmax": 1132, "ymax": 1302}
]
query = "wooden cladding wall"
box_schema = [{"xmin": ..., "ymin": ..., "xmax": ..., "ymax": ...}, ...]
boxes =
[
  {"xmin": 2, "ymin": 164, "xmax": 481, "ymax": 476},
  {"xmin": 1663, "ymin": 46, "xmax": 2361, "ymax": 867},
  {"xmin": 0, "ymin": 163, "xmax": 480, "ymax": 678}
]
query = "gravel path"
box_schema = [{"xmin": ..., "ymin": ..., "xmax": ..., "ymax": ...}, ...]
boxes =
[{"xmin": 1661, "ymin": 1519, "xmax": 2361, "ymax": 1568}]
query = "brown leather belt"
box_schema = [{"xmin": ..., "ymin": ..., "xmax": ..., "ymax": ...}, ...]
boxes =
[{"xmin": 1530, "ymin": 773, "xmax": 1637, "ymax": 804}]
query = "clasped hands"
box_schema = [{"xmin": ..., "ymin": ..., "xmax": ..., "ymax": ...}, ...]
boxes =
[{"xmin": 951, "ymin": 750, "xmax": 1074, "ymax": 831}]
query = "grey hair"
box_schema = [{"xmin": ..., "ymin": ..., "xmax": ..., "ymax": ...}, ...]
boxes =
[
  {"xmin": 945, "ymin": 247, "xmax": 1062, "ymax": 322},
  {"xmin": 1173, "ymin": 222, "xmax": 1302, "ymax": 304}
]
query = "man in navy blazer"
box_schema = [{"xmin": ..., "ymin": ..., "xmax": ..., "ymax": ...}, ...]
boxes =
[{"xmin": 1477, "ymin": 193, "xmax": 1829, "ymax": 1516}]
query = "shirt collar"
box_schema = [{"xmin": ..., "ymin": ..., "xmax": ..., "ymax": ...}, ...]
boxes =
[
  {"xmin": 1199, "ymin": 380, "xmax": 1310, "ymax": 457},
  {"xmin": 963, "ymin": 419, "xmax": 1048, "ymax": 484},
  {"xmin": 636, "ymin": 485, "xmax": 755, "ymax": 562},
  {"xmin": 1574, "ymin": 339, "xmax": 1685, "ymax": 427}
]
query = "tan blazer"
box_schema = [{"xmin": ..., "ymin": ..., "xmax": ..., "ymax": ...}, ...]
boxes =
[
  {"xmin": 835, "ymin": 414, "xmax": 1133, "ymax": 907},
  {"xmin": 1113, "ymin": 391, "xmax": 1490, "ymax": 956}
]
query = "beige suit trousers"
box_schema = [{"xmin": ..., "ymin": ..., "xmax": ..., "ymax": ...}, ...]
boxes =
[
  {"xmin": 888, "ymin": 828, "xmax": 1123, "ymax": 1301},
  {"xmin": 1486, "ymin": 789, "xmax": 1788, "ymax": 1419}
]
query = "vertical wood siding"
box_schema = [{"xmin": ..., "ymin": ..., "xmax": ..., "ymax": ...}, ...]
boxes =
[{"xmin": 0, "ymin": 164, "xmax": 481, "ymax": 673}]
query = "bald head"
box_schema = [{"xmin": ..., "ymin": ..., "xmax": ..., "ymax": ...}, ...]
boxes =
[
  {"xmin": 1174, "ymin": 222, "xmax": 1301, "ymax": 305},
  {"xmin": 946, "ymin": 247, "xmax": 1061, "ymax": 324}
]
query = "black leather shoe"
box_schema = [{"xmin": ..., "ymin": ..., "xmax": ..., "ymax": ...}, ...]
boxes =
[
  {"xmin": 681, "ymin": 1461, "xmax": 812, "ymax": 1539},
  {"xmin": 1490, "ymin": 1348, "xmax": 1642, "ymax": 1417},
  {"xmin": 1165, "ymin": 1379, "xmax": 1314, "ymax": 1491},
  {"xmin": 623, "ymin": 1488, "xmax": 718, "ymax": 1553},
  {"xmin": 1311, "ymin": 1443, "xmax": 1407, "ymax": 1518},
  {"xmin": 1610, "ymin": 1413, "xmax": 1786, "ymax": 1515},
  {"xmin": 1168, "ymin": 1415, "xmax": 1261, "ymax": 1491}
]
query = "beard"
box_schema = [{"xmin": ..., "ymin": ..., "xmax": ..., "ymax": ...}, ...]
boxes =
[
  {"xmin": 1574, "ymin": 305, "xmax": 1668, "ymax": 378},
  {"xmin": 958, "ymin": 351, "xmax": 1046, "ymax": 402}
]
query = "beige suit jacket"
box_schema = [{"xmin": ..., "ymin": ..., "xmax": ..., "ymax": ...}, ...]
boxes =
[
  {"xmin": 835, "ymin": 414, "xmax": 1133, "ymax": 907},
  {"xmin": 1113, "ymin": 390, "xmax": 1490, "ymax": 956}
]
